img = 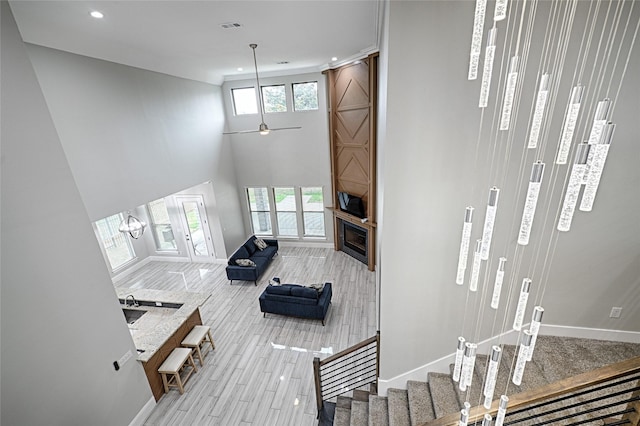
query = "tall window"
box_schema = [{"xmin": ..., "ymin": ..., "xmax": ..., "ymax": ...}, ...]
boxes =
[
  {"xmin": 147, "ymin": 199, "xmax": 176, "ymax": 251},
  {"xmin": 293, "ymin": 81, "xmax": 318, "ymax": 111},
  {"xmin": 261, "ymin": 85, "xmax": 287, "ymax": 113},
  {"xmin": 232, "ymin": 87, "xmax": 258, "ymax": 115},
  {"xmin": 247, "ymin": 187, "xmax": 272, "ymax": 235},
  {"xmin": 301, "ymin": 187, "xmax": 325, "ymax": 236},
  {"xmin": 95, "ymin": 213, "xmax": 135, "ymax": 270},
  {"xmin": 274, "ymin": 187, "xmax": 297, "ymax": 236}
]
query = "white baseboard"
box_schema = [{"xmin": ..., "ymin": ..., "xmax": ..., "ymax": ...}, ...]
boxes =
[
  {"xmin": 147, "ymin": 255, "xmax": 191, "ymax": 263},
  {"xmin": 377, "ymin": 324, "xmax": 640, "ymax": 396},
  {"xmin": 128, "ymin": 397, "xmax": 155, "ymax": 426},
  {"xmin": 277, "ymin": 240, "xmax": 334, "ymax": 249}
]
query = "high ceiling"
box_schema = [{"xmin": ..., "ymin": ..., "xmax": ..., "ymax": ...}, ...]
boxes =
[{"xmin": 9, "ymin": 1, "xmax": 381, "ymax": 85}]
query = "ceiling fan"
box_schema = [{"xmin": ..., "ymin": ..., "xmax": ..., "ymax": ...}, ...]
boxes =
[{"xmin": 224, "ymin": 44, "xmax": 302, "ymax": 135}]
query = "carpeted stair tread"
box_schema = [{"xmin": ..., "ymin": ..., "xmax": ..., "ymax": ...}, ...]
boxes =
[
  {"xmin": 334, "ymin": 406, "xmax": 352, "ymax": 426},
  {"xmin": 369, "ymin": 395, "xmax": 390, "ymax": 426},
  {"xmin": 427, "ymin": 372, "xmax": 461, "ymax": 419},
  {"xmin": 387, "ymin": 388, "xmax": 411, "ymax": 426},
  {"xmin": 407, "ymin": 380, "xmax": 435, "ymax": 425},
  {"xmin": 351, "ymin": 400, "xmax": 369, "ymax": 426},
  {"xmin": 337, "ymin": 395, "xmax": 353, "ymax": 409},
  {"xmin": 353, "ymin": 389, "xmax": 371, "ymax": 402},
  {"xmin": 450, "ymin": 353, "xmax": 488, "ymax": 409}
]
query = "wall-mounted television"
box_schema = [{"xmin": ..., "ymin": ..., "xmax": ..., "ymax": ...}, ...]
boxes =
[{"xmin": 337, "ymin": 191, "xmax": 365, "ymax": 218}]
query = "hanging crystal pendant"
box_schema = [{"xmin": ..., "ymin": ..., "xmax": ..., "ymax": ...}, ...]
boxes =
[
  {"xmin": 453, "ymin": 336, "xmax": 466, "ymax": 382},
  {"xmin": 495, "ymin": 395, "xmax": 509, "ymax": 426},
  {"xmin": 482, "ymin": 413, "xmax": 493, "ymax": 426},
  {"xmin": 528, "ymin": 73, "xmax": 550, "ymax": 148},
  {"xmin": 469, "ymin": 0, "xmax": 488, "ymax": 80},
  {"xmin": 470, "ymin": 239, "xmax": 483, "ymax": 292},
  {"xmin": 557, "ymin": 144, "xmax": 590, "ymax": 231},
  {"xmin": 459, "ymin": 342, "xmax": 477, "ymax": 391},
  {"xmin": 587, "ymin": 99, "xmax": 611, "ymax": 144},
  {"xmin": 481, "ymin": 187, "xmax": 500, "ymax": 260},
  {"xmin": 490, "ymin": 257, "xmax": 507, "ymax": 309},
  {"xmin": 580, "ymin": 123, "xmax": 615, "ymax": 212},
  {"xmin": 500, "ymin": 56, "xmax": 519, "ymax": 130},
  {"xmin": 513, "ymin": 330, "xmax": 533, "ymax": 385},
  {"xmin": 494, "ymin": 0, "xmax": 508, "ymax": 20},
  {"xmin": 459, "ymin": 408, "xmax": 469, "ymax": 426},
  {"xmin": 518, "ymin": 162, "xmax": 545, "ymax": 245},
  {"xmin": 479, "ymin": 28, "xmax": 498, "ymax": 108},
  {"xmin": 483, "ymin": 345, "xmax": 502, "ymax": 409},
  {"xmin": 556, "ymin": 85, "xmax": 585, "ymax": 164},
  {"xmin": 526, "ymin": 306, "xmax": 544, "ymax": 361},
  {"xmin": 513, "ymin": 278, "xmax": 531, "ymax": 331},
  {"xmin": 456, "ymin": 207, "xmax": 474, "ymax": 285}
]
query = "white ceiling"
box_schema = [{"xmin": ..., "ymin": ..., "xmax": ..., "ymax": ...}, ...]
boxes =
[{"xmin": 9, "ymin": 1, "xmax": 381, "ymax": 86}]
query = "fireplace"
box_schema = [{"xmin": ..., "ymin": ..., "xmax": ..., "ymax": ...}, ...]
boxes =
[{"xmin": 339, "ymin": 220, "xmax": 368, "ymax": 265}]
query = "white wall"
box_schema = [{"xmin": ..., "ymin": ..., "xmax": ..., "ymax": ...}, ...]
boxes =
[
  {"xmin": 24, "ymin": 43, "xmax": 244, "ymax": 256},
  {"xmin": 0, "ymin": 3, "xmax": 153, "ymax": 424},
  {"xmin": 222, "ymin": 73, "xmax": 333, "ymax": 246},
  {"xmin": 378, "ymin": 1, "xmax": 640, "ymax": 381}
]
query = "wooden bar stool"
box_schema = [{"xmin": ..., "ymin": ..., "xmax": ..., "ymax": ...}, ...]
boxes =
[
  {"xmin": 181, "ymin": 325, "xmax": 215, "ymax": 366},
  {"xmin": 158, "ymin": 347, "xmax": 198, "ymax": 394}
]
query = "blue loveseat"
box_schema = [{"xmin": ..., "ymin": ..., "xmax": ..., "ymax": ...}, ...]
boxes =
[
  {"xmin": 259, "ymin": 283, "xmax": 332, "ymax": 325},
  {"xmin": 226, "ymin": 235, "xmax": 278, "ymax": 285}
]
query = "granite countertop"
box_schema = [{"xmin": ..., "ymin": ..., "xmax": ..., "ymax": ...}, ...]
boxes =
[{"xmin": 116, "ymin": 288, "xmax": 210, "ymax": 362}]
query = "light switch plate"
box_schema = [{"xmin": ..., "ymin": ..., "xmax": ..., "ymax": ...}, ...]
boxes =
[{"xmin": 610, "ymin": 307, "xmax": 622, "ymax": 318}]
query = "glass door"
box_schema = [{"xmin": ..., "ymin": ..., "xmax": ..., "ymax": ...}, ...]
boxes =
[{"xmin": 175, "ymin": 195, "xmax": 215, "ymax": 262}]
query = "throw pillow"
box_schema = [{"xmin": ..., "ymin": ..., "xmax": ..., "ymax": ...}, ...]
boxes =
[
  {"xmin": 235, "ymin": 258, "xmax": 256, "ymax": 267},
  {"xmin": 307, "ymin": 283, "xmax": 325, "ymax": 294},
  {"xmin": 254, "ymin": 238, "xmax": 268, "ymax": 250}
]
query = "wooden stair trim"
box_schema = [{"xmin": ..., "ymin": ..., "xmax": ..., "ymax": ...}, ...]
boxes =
[{"xmin": 422, "ymin": 355, "xmax": 640, "ymax": 426}]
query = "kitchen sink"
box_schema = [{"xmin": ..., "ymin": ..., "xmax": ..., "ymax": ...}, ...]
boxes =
[{"xmin": 122, "ymin": 308, "xmax": 147, "ymax": 324}]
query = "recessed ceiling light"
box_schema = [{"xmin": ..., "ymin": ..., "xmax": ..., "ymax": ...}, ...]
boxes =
[
  {"xmin": 237, "ymin": 67, "xmax": 243, "ymax": 72},
  {"xmin": 90, "ymin": 11, "xmax": 104, "ymax": 19},
  {"xmin": 331, "ymin": 57, "xmax": 338, "ymax": 61}
]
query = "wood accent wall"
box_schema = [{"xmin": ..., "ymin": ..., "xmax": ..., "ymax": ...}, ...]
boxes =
[{"xmin": 326, "ymin": 54, "xmax": 378, "ymax": 271}]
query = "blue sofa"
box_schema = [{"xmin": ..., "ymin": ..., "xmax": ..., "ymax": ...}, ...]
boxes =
[
  {"xmin": 226, "ymin": 235, "xmax": 278, "ymax": 285},
  {"xmin": 258, "ymin": 283, "xmax": 332, "ymax": 325}
]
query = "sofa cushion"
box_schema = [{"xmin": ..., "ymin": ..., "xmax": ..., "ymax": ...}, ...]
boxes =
[
  {"xmin": 243, "ymin": 241, "xmax": 257, "ymax": 256},
  {"xmin": 236, "ymin": 258, "xmax": 256, "ymax": 267},
  {"xmin": 252, "ymin": 245, "xmax": 277, "ymax": 259},
  {"xmin": 229, "ymin": 245, "xmax": 250, "ymax": 264},
  {"xmin": 263, "ymin": 293, "xmax": 319, "ymax": 305},
  {"xmin": 291, "ymin": 286, "xmax": 319, "ymax": 299},
  {"xmin": 265, "ymin": 285, "xmax": 291, "ymax": 296}
]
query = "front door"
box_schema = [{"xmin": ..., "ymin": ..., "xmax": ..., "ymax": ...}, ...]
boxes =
[{"xmin": 176, "ymin": 196, "xmax": 215, "ymax": 262}]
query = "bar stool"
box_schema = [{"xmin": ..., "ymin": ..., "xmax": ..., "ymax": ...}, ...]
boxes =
[
  {"xmin": 181, "ymin": 325, "xmax": 215, "ymax": 366},
  {"xmin": 158, "ymin": 347, "xmax": 197, "ymax": 394}
]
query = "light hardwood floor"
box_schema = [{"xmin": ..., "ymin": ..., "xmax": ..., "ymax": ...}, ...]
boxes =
[{"xmin": 114, "ymin": 246, "xmax": 377, "ymax": 426}]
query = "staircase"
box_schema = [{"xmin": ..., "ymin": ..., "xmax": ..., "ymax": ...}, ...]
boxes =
[{"xmin": 327, "ymin": 335, "xmax": 640, "ymax": 426}]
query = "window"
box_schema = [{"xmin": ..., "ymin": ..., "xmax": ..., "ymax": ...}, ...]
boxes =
[
  {"xmin": 95, "ymin": 213, "xmax": 135, "ymax": 270},
  {"xmin": 274, "ymin": 187, "xmax": 297, "ymax": 236},
  {"xmin": 261, "ymin": 85, "xmax": 287, "ymax": 113},
  {"xmin": 293, "ymin": 81, "xmax": 318, "ymax": 111},
  {"xmin": 301, "ymin": 187, "xmax": 325, "ymax": 236},
  {"xmin": 147, "ymin": 199, "xmax": 176, "ymax": 251},
  {"xmin": 232, "ymin": 87, "xmax": 258, "ymax": 115},
  {"xmin": 247, "ymin": 187, "xmax": 272, "ymax": 235}
]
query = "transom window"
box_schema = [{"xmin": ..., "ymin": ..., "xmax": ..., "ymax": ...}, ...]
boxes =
[
  {"xmin": 95, "ymin": 213, "xmax": 136, "ymax": 270},
  {"xmin": 293, "ymin": 81, "xmax": 318, "ymax": 111},
  {"xmin": 232, "ymin": 87, "xmax": 258, "ymax": 115},
  {"xmin": 261, "ymin": 85, "xmax": 287, "ymax": 113},
  {"xmin": 147, "ymin": 198, "xmax": 177, "ymax": 251}
]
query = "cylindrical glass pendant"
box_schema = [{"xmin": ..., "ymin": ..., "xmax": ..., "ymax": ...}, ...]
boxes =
[
  {"xmin": 459, "ymin": 408, "xmax": 469, "ymax": 426},
  {"xmin": 481, "ymin": 187, "xmax": 500, "ymax": 260},
  {"xmin": 459, "ymin": 342, "xmax": 477, "ymax": 391},
  {"xmin": 482, "ymin": 413, "xmax": 492, "ymax": 426},
  {"xmin": 494, "ymin": 395, "xmax": 509, "ymax": 426},
  {"xmin": 518, "ymin": 162, "xmax": 545, "ymax": 245},
  {"xmin": 469, "ymin": 0, "xmax": 488, "ymax": 80},
  {"xmin": 512, "ymin": 330, "xmax": 532, "ymax": 385},
  {"xmin": 526, "ymin": 306, "xmax": 544, "ymax": 361},
  {"xmin": 491, "ymin": 257, "xmax": 507, "ymax": 309},
  {"xmin": 512, "ymin": 278, "xmax": 531, "ymax": 331},
  {"xmin": 470, "ymin": 239, "xmax": 483, "ymax": 292},
  {"xmin": 500, "ymin": 56, "xmax": 519, "ymax": 130},
  {"xmin": 528, "ymin": 73, "xmax": 550, "ymax": 148},
  {"xmin": 453, "ymin": 336, "xmax": 466, "ymax": 382},
  {"xmin": 580, "ymin": 123, "xmax": 615, "ymax": 212},
  {"xmin": 588, "ymin": 99, "xmax": 611, "ymax": 144},
  {"xmin": 483, "ymin": 345, "xmax": 502, "ymax": 408},
  {"xmin": 556, "ymin": 85, "xmax": 585, "ymax": 164},
  {"xmin": 494, "ymin": 0, "xmax": 508, "ymax": 21},
  {"xmin": 456, "ymin": 207, "xmax": 474, "ymax": 285},
  {"xmin": 479, "ymin": 28, "xmax": 497, "ymax": 108},
  {"xmin": 558, "ymin": 144, "xmax": 590, "ymax": 232}
]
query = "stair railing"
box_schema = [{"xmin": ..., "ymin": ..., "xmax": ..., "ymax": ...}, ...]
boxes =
[
  {"xmin": 313, "ymin": 332, "xmax": 380, "ymax": 418},
  {"xmin": 424, "ymin": 355, "xmax": 640, "ymax": 426}
]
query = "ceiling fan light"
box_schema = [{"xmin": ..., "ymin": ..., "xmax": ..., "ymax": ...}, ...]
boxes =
[{"xmin": 259, "ymin": 122, "xmax": 270, "ymax": 135}]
